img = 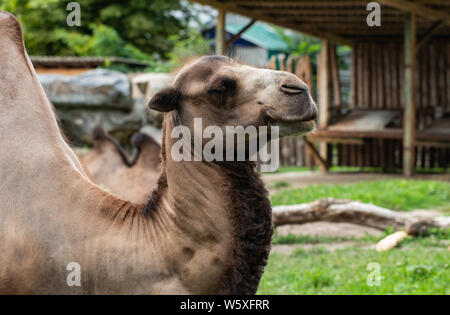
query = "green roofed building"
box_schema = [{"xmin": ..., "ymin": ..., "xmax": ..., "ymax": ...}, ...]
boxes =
[{"xmin": 203, "ymin": 14, "xmax": 289, "ymax": 67}]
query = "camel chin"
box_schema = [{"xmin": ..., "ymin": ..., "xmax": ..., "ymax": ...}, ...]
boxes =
[
  {"xmin": 276, "ymin": 120, "xmax": 316, "ymax": 137},
  {"xmin": 265, "ymin": 111, "xmax": 316, "ymax": 137}
]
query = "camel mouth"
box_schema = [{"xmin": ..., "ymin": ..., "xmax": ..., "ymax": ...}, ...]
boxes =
[{"xmin": 265, "ymin": 110, "xmax": 316, "ymax": 137}]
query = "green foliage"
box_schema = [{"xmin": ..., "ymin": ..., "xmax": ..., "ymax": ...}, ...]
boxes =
[
  {"xmin": 270, "ymin": 181, "xmax": 291, "ymax": 190},
  {"xmin": 258, "ymin": 246, "xmax": 450, "ymax": 294},
  {"xmin": 273, "ymin": 26, "xmax": 320, "ymax": 57},
  {"xmin": 402, "ymin": 228, "xmax": 450, "ymax": 248},
  {"xmin": 53, "ymin": 23, "xmax": 150, "ymax": 61},
  {"xmin": 0, "ymin": 0, "xmax": 207, "ymax": 70},
  {"xmin": 272, "ymin": 227, "xmax": 449, "ymax": 247},
  {"xmin": 1, "ymin": 0, "xmax": 69, "ymax": 56},
  {"xmin": 148, "ymin": 28, "xmax": 211, "ymax": 72},
  {"xmin": 270, "ymin": 179, "xmax": 450, "ymax": 211}
]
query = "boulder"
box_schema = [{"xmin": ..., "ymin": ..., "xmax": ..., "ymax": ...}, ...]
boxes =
[
  {"xmin": 38, "ymin": 69, "xmax": 132, "ymax": 110},
  {"xmin": 56, "ymin": 108, "xmax": 143, "ymax": 146},
  {"xmin": 140, "ymin": 124, "xmax": 163, "ymax": 145},
  {"xmin": 131, "ymin": 73, "xmax": 173, "ymax": 128}
]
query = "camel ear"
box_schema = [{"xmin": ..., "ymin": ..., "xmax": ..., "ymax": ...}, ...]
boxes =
[{"xmin": 148, "ymin": 87, "xmax": 180, "ymax": 112}]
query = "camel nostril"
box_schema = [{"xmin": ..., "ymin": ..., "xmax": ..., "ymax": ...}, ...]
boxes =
[
  {"xmin": 307, "ymin": 105, "xmax": 319, "ymax": 121},
  {"xmin": 280, "ymin": 84, "xmax": 307, "ymax": 94},
  {"xmin": 309, "ymin": 109, "xmax": 318, "ymax": 121}
]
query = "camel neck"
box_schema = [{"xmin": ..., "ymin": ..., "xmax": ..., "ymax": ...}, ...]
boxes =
[
  {"xmin": 150, "ymin": 113, "xmax": 273, "ymax": 294},
  {"xmin": 212, "ymin": 161, "xmax": 273, "ymax": 294}
]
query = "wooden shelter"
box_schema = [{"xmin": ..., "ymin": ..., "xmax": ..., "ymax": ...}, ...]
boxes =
[{"xmin": 189, "ymin": 0, "xmax": 450, "ymax": 176}]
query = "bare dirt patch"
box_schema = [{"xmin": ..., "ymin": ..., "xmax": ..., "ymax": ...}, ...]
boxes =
[
  {"xmin": 275, "ymin": 222, "xmax": 383, "ymax": 238},
  {"xmin": 263, "ymin": 171, "xmax": 450, "ymax": 190},
  {"xmin": 271, "ymin": 242, "xmax": 375, "ymax": 255}
]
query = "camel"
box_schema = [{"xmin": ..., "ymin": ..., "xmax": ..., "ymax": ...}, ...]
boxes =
[
  {"xmin": 80, "ymin": 127, "xmax": 161, "ymax": 203},
  {"xmin": 0, "ymin": 11, "xmax": 317, "ymax": 294}
]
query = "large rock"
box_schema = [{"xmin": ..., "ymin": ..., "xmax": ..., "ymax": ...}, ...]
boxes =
[
  {"xmin": 39, "ymin": 69, "xmax": 132, "ymax": 110},
  {"xmin": 36, "ymin": 70, "xmax": 171, "ymax": 146},
  {"xmin": 131, "ymin": 73, "xmax": 173, "ymax": 128},
  {"xmin": 140, "ymin": 124, "xmax": 163, "ymax": 145},
  {"xmin": 56, "ymin": 108, "xmax": 143, "ymax": 146}
]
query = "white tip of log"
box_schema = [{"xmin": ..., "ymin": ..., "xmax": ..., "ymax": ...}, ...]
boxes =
[{"xmin": 376, "ymin": 231, "xmax": 408, "ymax": 252}]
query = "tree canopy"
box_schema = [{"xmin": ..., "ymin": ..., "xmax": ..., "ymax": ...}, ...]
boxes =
[{"xmin": 0, "ymin": 0, "xmax": 209, "ymax": 69}]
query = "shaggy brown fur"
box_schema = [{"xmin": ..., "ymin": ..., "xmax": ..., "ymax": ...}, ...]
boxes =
[{"xmin": 215, "ymin": 161, "xmax": 272, "ymax": 294}]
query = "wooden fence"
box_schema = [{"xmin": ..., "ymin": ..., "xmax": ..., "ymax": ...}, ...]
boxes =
[
  {"xmin": 349, "ymin": 42, "xmax": 449, "ymax": 170},
  {"xmin": 269, "ymin": 54, "xmax": 316, "ymax": 167},
  {"xmin": 271, "ymin": 42, "xmax": 449, "ymax": 170}
]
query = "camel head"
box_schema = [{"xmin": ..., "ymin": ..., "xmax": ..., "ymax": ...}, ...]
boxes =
[{"xmin": 148, "ymin": 56, "xmax": 317, "ymax": 139}]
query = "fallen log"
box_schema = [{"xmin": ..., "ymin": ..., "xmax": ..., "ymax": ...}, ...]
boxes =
[{"xmin": 272, "ymin": 198, "xmax": 450, "ymax": 236}]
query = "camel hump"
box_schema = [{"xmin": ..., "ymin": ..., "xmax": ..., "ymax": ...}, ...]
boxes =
[
  {"xmin": 0, "ymin": 11, "xmax": 24, "ymax": 46},
  {"xmin": 91, "ymin": 126, "xmax": 131, "ymax": 166},
  {"xmin": 131, "ymin": 132, "xmax": 161, "ymax": 151},
  {"xmin": 92, "ymin": 126, "xmax": 108, "ymax": 141}
]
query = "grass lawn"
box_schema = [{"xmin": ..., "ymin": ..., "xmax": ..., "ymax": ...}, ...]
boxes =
[
  {"xmin": 270, "ymin": 179, "xmax": 450, "ymax": 211},
  {"xmin": 257, "ymin": 244, "xmax": 450, "ymax": 295},
  {"xmin": 276, "ymin": 166, "xmax": 450, "ymax": 174},
  {"xmin": 272, "ymin": 228, "xmax": 449, "ymax": 246},
  {"xmin": 262, "ymin": 179, "xmax": 449, "ymax": 295}
]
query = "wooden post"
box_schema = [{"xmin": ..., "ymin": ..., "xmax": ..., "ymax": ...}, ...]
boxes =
[
  {"xmin": 330, "ymin": 44, "xmax": 342, "ymax": 107},
  {"xmin": 403, "ymin": 12, "xmax": 416, "ymax": 177},
  {"xmin": 225, "ymin": 19, "xmax": 256, "ymax": 50},
  {"xmin": 216, "ymin": 9, "xmax": 226, "ymax": 56},
  {"xmin": 318, "ymin": 39, "xmax": 330, "ymax": 172}
]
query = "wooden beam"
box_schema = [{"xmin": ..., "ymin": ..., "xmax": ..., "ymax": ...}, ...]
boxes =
[
  {"xmin": 303, "ymin": 137, "xmax": 329, "ymax": 171},
  {"xmin": 230, "ymin": 1, "xmax": 367, "ymax": 6},
  {"xmin": 248, "ymin": 8, "xmax": 402, "ymax": 15},
  {"xmin": 188, "ymin": 0, "xmax": 352, "ymax": 45},
  {"xmin": 416, "ymin": 20, "xmax": 445, "ymax": 52},
  {"xmin": 225, "ymin": 19, "xmax": 256, "ymax": 49},
  {"xmin": 306, "ymin": 135, "xmax": 364, "ymax": 145},
  {"xmin": 403, "ymin": 12, "xmax": 417, "ymax": 177},
  {"xmin": 230, "ymin": 0, "xmax": 450, "ymax": 4},
  {"xmin": 378, "ymin": 0, "xmax": 450, "ymax": 26},
  {"xmin": 281, "ymin": 16, "xmax": 405, "ymax": 22},
  {"xmin": 317, "ymin": 39, "xmax": 331, "ymax": 172},
  {"xmin": 310, "ymin": 128, "xmax": 450, "ymax": 142},
  {"xmin": 318, "ymin": 40, "xmax": 331, "ymax": 130},
  {"xmin": 216, "ymin": 8, "xmax": 226, "ymax": 55},
  {"xmin": 330, "ymin": 44, "xmax": 342, "ymax": 107}
]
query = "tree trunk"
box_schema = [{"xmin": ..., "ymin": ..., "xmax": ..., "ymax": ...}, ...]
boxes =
[{"xmin": 272, "ymin": 198, "xmax": 449, "ymax": 236}]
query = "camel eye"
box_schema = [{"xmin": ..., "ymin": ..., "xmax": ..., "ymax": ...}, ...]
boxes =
[{"xmin": 207, "ymin": 77, "xmax": 236, "ymax": 95}]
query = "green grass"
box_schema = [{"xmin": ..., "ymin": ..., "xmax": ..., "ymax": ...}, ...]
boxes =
[
  {"xmin": 257, "ymin": 245, "xmax": 450, "ymax": 295},
  {"xmin": 269, "ymin": 181, "xmax": 291, "ymax": 190},
  {"xmin": 273, "ymin": 228, "xmax": 450, "ymax": 247},
  {"xmin": 275, "ymin": 166, "xmax": 450, "ymax": 174},
  {"xmin": 270, "ymin": 179, "xmax": 450, "ymax": 211},
  {"xmin": 264, "ymin": 179, "xmax": 450, "ymax": 294}
]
